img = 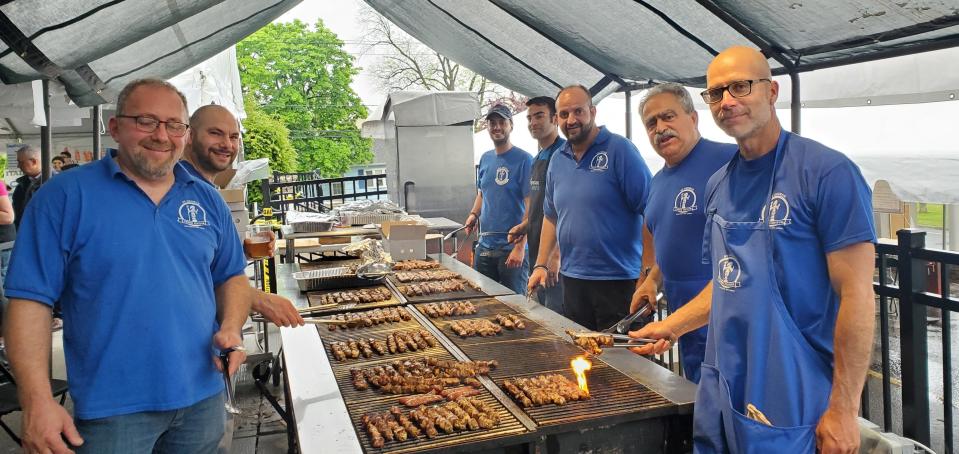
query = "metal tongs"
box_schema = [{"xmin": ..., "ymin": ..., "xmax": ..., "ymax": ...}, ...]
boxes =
[
  {"xmin": 602, "ymin": 291, "xmax": 664, "ymax": 334},
  {"xmin": 568, "ymin": 331, "xmax": 659, "ymax": 348},
  {"xmin": 219, "ymin": 346, "xmax": 245, "ymax": 414}
]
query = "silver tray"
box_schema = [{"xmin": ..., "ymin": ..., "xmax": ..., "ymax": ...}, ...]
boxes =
[
  {"xmin": 338, "ymin": 212, "xmax": 404, "ymax": 226},
  {"xmin": 289, "ymin": 220, "xmax": 335, "ymax": 233},
  {"xmin": 292, "ymin": 267, "xmax": 383, "ymax": 291}
]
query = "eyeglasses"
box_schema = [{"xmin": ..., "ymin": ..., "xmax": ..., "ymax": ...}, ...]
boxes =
[
  {"xmin": 117, "ymin": 115, "xmax": 189, "ymax": 137},
  {"xmin": 700, "ymin": 79, "xmax": 771, "ymax": 104}
]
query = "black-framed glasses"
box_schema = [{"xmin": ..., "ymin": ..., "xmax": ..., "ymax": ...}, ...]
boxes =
[
  {"xmin": 117, "ymin": 115, "xmax": 190, "ymax": 137},
  {"xmin": 700, "ymin": 79, "xmax": 771, "ymax": 104}
]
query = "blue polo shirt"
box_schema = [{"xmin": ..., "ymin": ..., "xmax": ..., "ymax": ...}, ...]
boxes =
[
  {"xmin": 645, "ymin": 138, "xmax": 737, "ymax": 281},
  {"xmin": 5, "ymin": 151, "xmax": 246, "ymax": 419},
  {"xmin": 477, "ymin": 146, "xmax": 532, "ymax": 250},
  {"xmin": 704, "ymin": 132, "xmax": 876, "ymax": 362},
  {"xmin": 544, "ymin": 126, "xmax": 653, "ymax": 280},
  {"xmin": 179, "ymin": 159, "xmax": 211, "ymax": 185}
]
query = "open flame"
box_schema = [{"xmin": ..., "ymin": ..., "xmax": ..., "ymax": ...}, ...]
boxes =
[{"xmin": 570, "ymin": 355, "xmax": 592, "ymax": 395}]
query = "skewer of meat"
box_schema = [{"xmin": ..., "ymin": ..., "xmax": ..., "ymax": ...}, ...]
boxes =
[
  {"xmin": 350, "ymin": 368, "xmax": 369, "ymax": 391},
  {"xmin": 390, "ymin": 406, "xmax": 422, "ymax": 439},
  {"xmin": 398, "ymin": 393, "xmax": 445, "ymax": 407}
]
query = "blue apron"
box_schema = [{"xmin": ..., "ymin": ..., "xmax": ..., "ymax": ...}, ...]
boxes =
[
  {"xmin": 693, "ymin": 132, "xmax": 832, "ymax": 453},
  {"xmin": 662, "ymin": 277, "xmax": 709, "ymax": 383}
]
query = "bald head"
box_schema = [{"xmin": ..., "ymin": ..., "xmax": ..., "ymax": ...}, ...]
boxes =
[
  {"xmin": 704, "ymin": 46, "xmax": 781, "ymax": 151},
  {"xmin": 190, "ymin": 104, "xmax": 236, "ymax": 130},
  {"xmin": 186, "ymin": 104, "xmax": 240, "ymax": 181},
  {"xmin": 707, "ymin": 46, "xmax": 771, "ymax": 83}
]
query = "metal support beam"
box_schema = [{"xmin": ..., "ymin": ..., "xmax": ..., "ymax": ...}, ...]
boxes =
[
  {"xmin": 92, "ymin": 105, "xmax": 102, "ymax": 160},
  {"xmin": 789, "ymin": 71, "xmax": 801, "ymax": 134},
  {"xmin": 625, "ymin": 90, "xmax": 632, "ymax": 140},
  {"xmin": 897, "ymin": 229, "xmax": 931, "ymax": 446},
  {"xmin": 40, "ymin": 79, "xmax": 52, "ymax": 183}
]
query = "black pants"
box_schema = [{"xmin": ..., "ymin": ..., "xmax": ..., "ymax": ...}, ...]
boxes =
[{"xmin": 561, "ymin": 275, "xmax": 636, "ymax": 331}]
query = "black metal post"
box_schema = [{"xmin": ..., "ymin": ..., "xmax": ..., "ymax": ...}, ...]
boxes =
[
  {"xmin": 92, "ymin": 105, "xmax": 102, "ymax": 160},
  {"xmin": 897, "ymin": 229, "xmax": 930, "ymax": 446},
  {"xmin": 789, "ymin": 71, "xmax": 801, "ymax": 134},
  {"xmin": 942, "ymin": 264, "xmax": 953, "ymax": 454},
  {"xmin": 625, "ymin": 90, "xmax": 632, "ymax": 140},
  {"xmin": 40, "ymin": 79, "xmax": 52, "ymax": 182}
]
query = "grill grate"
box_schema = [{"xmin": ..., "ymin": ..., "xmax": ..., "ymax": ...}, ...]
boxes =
[
  {"xmin": 413, "ymin": 298, "xmax": 517, "ymax": 320},
  {"xmin": 430, "ymin": 316, "xmax": 553, "ymax": 346},
  {"xmin": 347, "ymin": 393, "xmax": 527, "ymax": 453},
  {"xmin": 317, "ymin": 318, "xmax": 527, "ymax": 453},
  {"xmin": 387, "ymin": 274, "xmax": 488, "ymax": 303},
  {"xmin": 495, "ymin": 366, "xmax": 673, "ymax": 427},
  {"xmin": 320, "ymin": 328, "xmax": 447, "ymax": 366},
  {"xmin": 305, "ymin": 284, "xmax": 403, "ymax": 314},
  {"xmin": 459, "ymin": 339, "xmax": 585, "ymax": 379}
]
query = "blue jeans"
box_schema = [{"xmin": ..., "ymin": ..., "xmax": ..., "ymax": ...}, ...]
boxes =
[
  {"xmin": 473, "ymin": 245, "xmax": 529, "ymax": 295},
  {"xmin": 536, "ymin": 277, "xmax": 566, "ymax": 316},
  {"xmin": 76, "ymin": 392, "xmax": 226, "ymax": 454}
]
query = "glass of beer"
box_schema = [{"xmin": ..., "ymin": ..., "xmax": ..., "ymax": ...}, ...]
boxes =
[{"xmin": 243, "ymin": 225, "xmax": 274, "ymax": 259}]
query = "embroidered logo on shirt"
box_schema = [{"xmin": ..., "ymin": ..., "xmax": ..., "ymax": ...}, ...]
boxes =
[
  {"xmin": 495, "ymin": 166, "xmax": 510, "ymax": 185},
  {"xmin": 673, "ymin": 187, "xmax": 698, "ymax": 215},
  {"xmin": 716, "ymin": 255, "xmax": 742, "ymax": 291},
  {"xmin": 177, "ymin": 200, "xmax": 209, "ymax": 228},
  {"xmin": 589, "ymin": 152, "xmax": 609, "ymax": 172},
  {"xmin": 760, "ymin": 192, "xmax": 792, "ymax": 228}
]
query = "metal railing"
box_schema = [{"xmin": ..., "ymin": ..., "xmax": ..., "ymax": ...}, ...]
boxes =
[
  {"xmin": 260, "ymin": 172, "xmax": 389, "ymax": 215},
  {"xmin": 868, "ymin": 229, "xmax": 956, "ymax": 452}
]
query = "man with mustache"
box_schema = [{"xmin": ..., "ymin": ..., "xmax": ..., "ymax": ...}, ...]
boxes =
[
  {"xmin": 464, "ymin": 105, "xmax": 532, "ymax": 294},
  {"xmin": 528, "ymin": 85, "xmax": 653, "ymax": 331},
  {"xmin": 181, "ymin": 104, "xmax": 304, "ymax": 327},
  {"xmin": 630, "ymin": 83, "xmax": 736, "ymax": 384},
  {"xmin": 4, "ymin": 78, "xmax": 251, "ymax": 453},
  {"xmin": 507, "ymin": 96, "xmax": 566, "ymax": 315},
  {"xmin": 633, "ymin": 47, "xmax": 875, "ymax": 454}
]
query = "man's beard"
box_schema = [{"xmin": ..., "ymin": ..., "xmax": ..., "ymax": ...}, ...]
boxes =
[
  {"xmin": 126, "ymin": 141, "xmax": 179, "ymax": 179},
  {"xmin": 566, "ymin": 119, "xmax": 595, "ymax": 145},
  {"xmin": 195, "ymin": 145, "xmax": 232, "ymax": 173}
]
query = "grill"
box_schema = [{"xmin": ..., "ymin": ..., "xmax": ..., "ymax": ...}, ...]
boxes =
[
  {"xmin": 310, "ymin": 295, "xmax": 683, "ymax": 452},
  {"xmin": 495, "ymin": 366, "xmax": 673, "ymax": 427},
  {"xmin": 315, "ymin": 311, "xmax": 528, "ymax": 453},
  {"xmin": 305, "ymin": 284, "xmax": 404, "ymax": 314},
  {"xmin": 387, "ymin": 275, "xmax": 488, "ymax": 303},
  {"xmin": 426, "ymin": 298, "xmax": 674, "ymax": 428}
]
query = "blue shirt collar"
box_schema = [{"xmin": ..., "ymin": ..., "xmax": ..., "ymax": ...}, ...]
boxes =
[
  {"xmin": 560, "ymin": 125, "xmax": 611, "ymax": 164},
  {"xmin": 104, "ymin": 148, "xmax": 197, "ymax": 186}
]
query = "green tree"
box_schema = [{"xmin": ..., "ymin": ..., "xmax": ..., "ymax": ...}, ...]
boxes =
[
  {"xmin": 241, "ymin": 99, "xmax": 297, "ymax": 204},
  {"xmin": 237, "ymin": 20, "xmax": 372, "ymax": 176}
]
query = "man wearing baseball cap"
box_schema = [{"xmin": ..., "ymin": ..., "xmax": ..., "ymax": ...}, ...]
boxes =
[{"xmin": 464, "ymin": 104, "xmax": 533, "ymax": 294}]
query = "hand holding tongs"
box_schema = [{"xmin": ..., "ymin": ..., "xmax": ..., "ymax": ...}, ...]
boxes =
[
  {"xmin": 602, "ymin": 291, "xmax": 664, "ymax": 334},
  {"xmin": 219, "ymin": 346, "xmax": 245, "ymax": 415},
  {"xmin": 565, "ymin": 330, "xmax": 658, "ymax": 354}
]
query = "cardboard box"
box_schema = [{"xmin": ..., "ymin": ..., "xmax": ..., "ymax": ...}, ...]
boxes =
[
  {"xmin": 214, "ymin": 169, "xmax": 247, "ymax": 204},
  {"xmin": 226, "ymin": 201, "xmax": 246, "ymax": 212},
  {"xmin": 380, "ymin": 221, "xmax": 427, "ymax": 260},
  {"xmin": 231, "ymin": 209, "xmax": 250, "ymax": 232}
]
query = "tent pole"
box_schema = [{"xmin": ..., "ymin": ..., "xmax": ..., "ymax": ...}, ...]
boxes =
[
  {"xmin": 625, "ymin": 90, "xmax": 632, "ymax": 140},
  {"xmin": 92, "ymin": 105, "xmax": 102, "ymax": 160},
  {"xmin": 789, "ymin": 71, "xmax": 801, "ymax": 134},
  {"xmin": 40, "ymin": 79, "xmax": 52, "ymax": 183}
]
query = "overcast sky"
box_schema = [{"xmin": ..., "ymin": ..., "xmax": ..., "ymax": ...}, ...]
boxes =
[{"xmin": 277, "ymin": 1, "xmax": 959, "ymax": 158}]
